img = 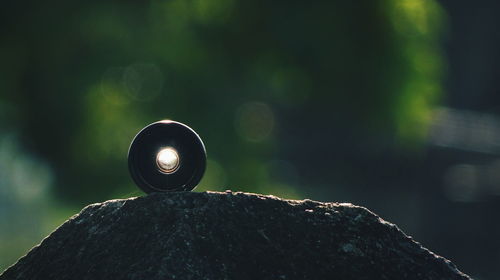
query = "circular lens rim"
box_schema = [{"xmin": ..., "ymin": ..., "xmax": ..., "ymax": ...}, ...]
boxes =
[{"xmin": 128, "ymin": 120, "xmax": 206, "ymax": 193}]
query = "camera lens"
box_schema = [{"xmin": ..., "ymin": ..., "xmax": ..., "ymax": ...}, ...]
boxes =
[{"xmin": 128, "ymin": 120, "xmax": 206, "ymax": 193}]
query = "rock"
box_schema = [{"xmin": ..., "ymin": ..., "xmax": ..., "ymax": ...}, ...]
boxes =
[{"xmin": 0, "ymin": 191, "xmax": 472, "ymax": 280}]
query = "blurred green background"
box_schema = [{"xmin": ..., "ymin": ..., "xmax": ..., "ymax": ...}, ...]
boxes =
[{"xmin": 1, "ymin": 0, "xmax": 498, "ymax": 279}]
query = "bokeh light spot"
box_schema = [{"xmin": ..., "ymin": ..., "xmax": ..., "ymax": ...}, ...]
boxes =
[
  {"xmin": 123, "ymin": 63, "xmax": 164, "ymax": 101},
  {"xmin": 235, "ymin": 102, "xmax": 275, "ymax": 142}
]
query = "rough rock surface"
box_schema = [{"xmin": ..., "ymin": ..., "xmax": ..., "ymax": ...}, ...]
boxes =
[{"xmin": 1, "ymin": 191, "xmax": 471, "ymax": 280}]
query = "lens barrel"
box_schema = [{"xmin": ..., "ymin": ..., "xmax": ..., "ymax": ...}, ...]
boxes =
[{"xmin": 128, "ymin": 120, "xmax": 206, "ymax": 193}]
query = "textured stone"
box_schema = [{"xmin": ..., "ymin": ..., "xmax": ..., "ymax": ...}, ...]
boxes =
[{"xmin": 0, "ymin": 191, "xmax": 472, "ymax": 279}]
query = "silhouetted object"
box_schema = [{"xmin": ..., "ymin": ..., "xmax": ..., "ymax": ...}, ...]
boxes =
[
  {"xmin": 128, "ymin": 120, "xmax": 206, "ymax": 193},
  {"xmin": 0, "ymin": 192, "xmax": 471, "ymax": 280}
]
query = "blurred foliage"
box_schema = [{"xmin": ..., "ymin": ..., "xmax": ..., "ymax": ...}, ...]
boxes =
[
  {"xmin": 0, "ymin": 0, "xmax": 445, "ymax": 270},
  {"xmin": 0, "ymin": 0, "xmax": 445, "ymax": 202}
]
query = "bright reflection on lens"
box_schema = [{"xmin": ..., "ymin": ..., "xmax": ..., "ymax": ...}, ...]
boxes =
[{"xmin": 156, "ymin": 147, "xmax": 180, "ymax": 174}]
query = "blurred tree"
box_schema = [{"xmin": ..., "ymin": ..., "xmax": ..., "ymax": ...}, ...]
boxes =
[{"xmin": 0, "ymin": 0, "xmax": 445, "ymax": 204}]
